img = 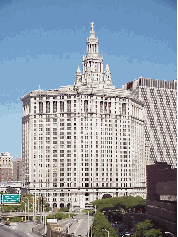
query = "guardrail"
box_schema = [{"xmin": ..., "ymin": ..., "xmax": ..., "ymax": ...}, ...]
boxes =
[{"xmin": 0, "ymin": 212, "xmax": 47, "ymax": 217}]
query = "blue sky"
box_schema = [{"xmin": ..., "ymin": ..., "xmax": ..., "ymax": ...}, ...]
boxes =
[{"xmin": 0, "ymin": 0, "xmax": 177, "ymax": 159}]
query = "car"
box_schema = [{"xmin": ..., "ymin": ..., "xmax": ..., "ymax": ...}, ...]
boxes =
[{"xmin": 122, "ymin": 233, "xmax": 132, "ymax": 237}]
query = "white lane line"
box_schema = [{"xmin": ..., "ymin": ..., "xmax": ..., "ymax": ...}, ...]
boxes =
[
  {"xmin": 27, "ymin": 233, "xmax": 34, "ymax": 236},
  {"xmin": 74, "ymin": 219, "xmax": 83, "ymax": 235}
]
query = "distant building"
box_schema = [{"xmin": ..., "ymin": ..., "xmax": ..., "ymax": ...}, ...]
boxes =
[
  {"xmin": 0, "ymin": 182, "xmax": 22, "ymax": 194},
  {"xmin": 123, "ymin": 78, "xmax": 177, "ymax": 168},
  {"xmin": 0, "ymin": 152, "xmax": 13, "ymax": 183},
  {"xmin": 21, "ymin": 22, "xmax": 146, "ymax": 209},
  {"xmin": 12, "ymin": 158, "xmax": 22, "ymax": 181},
  {"xmin": 146, "ymin": 162, "xmax": 177, "ymax": 235}
]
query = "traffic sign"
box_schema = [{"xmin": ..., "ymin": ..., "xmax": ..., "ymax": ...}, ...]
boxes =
[{"xmin": 2, "ymin": 194, "xmax": 20, "ymax": 203}]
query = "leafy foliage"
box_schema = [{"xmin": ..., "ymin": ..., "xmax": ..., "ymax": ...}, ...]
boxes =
[
  {"xmin": 46, "ymin": 214, "xmax": 55, "ymax": 219},
  {"xmin": 43, "ymin": 202, "xmax": 52, "ymax": 212},
  {"xmin": 58, "ymin": 207, "xmax": 69, "ymax": 212},
  {"xmin": 92, "ymin": 211, "xmax": 117, "ymax": 237},
  {"xmin": 55, "ymin": 212, "xmax": 75, "ymax": 220},
  {"xmin": 133, "ymin": 220, "xmax": 162, "ymax": 237},
  {"xmin": 2, "ymin": 204, "xmax": 21, "ymax": 212},
  {"xmin": 55, "ymin": 212, "xmax": 63, "ymax": 220},
  {"xmin": 46, "ymin": 212, "xmax": 75, "ymax": 221},
  {"xmin": 92, "ymin": 195, "xmax": 146, "ymax": 212},
  {"xmin": 144, "ymin": 228, "xmax": 162, "ymax": 237},
  {"xmin": 82, "ymin": 209, "xmax": 94, "ymax": 213},
  {"xmin": 2, "ymin": 194, "xmax": 52, "ymax": 213},
  {"xmin": 10, "ymin": 216, "xmax": 21, "ymax": 222},
  {"xmin": 133, "ymin": 220, "xmax": 153, "ymax": 237}
]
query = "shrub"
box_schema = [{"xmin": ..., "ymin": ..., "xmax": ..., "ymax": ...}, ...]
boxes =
[
  {"xmin": 55, "ymin": 212, "xmax": 63, "ymax": 220},
  {"xmin": 10, "ymin": 216, "xmax": 21, "ymax": 222},
  {"xmin": 46, "ymin": 214, "xmax": 55, "ymax": 219},
  {"xmin": 58, "ymin": 207, "xmax": 69, "ymax": 212}
]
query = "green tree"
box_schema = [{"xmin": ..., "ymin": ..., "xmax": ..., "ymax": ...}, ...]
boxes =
[
  {"xmin": 58, "ymin": 207, "xmax": 69, "ymax": 212},
  {"xmin": 92, "ymin": 195, "xmax": 146, "ymax": 212},
  {"xmin": 46, "ymin": 214, "xmax": 55, "ymax": 219},
  {"xmin": 92, "ymin": 211, "xmax": 117, "ymax": 237},
  {"xmin": 3, "ymin": 205, "xmax": 11, "ymax": 212},
  {"xmin": 133, "ymin": 220, "xmax": 155, "ymax": 237},
  {"xmin": 144, "ymin": 228, "xmax": 162, "ymax": 237},
  {"xmin": 10, "ymin": 216, "xmax": 21, "ymax": 222},
  {"xmin": 21, "ymin": 194, "xmax": 52, "ymax": 213},
  {"xmin": 43, "ymin": 202, "xmax": 52, "ymax": 212},
  {"xmin": 55, "ymin": 212, "xmax": 63, "ymax": 220},
  {"xmin": 2, "ymin": 194, "xmax": 52, "ymax": 214}
]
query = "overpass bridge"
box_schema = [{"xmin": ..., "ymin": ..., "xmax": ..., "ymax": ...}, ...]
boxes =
[{"xmin": 0, "ymin": 211, "xmax": 50, "ymax": 218}]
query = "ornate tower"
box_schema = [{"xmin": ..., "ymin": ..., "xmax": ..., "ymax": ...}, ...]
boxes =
[
  {"xmin": 82, "ymin": 22, "xmax": 104, "ymax": 85},
  {"xmin": 75, "ymin": 66, "xmax": 82, "ymax": 84},
  {"xmin": 104, "ymin": 63, "xmax": 112, "ymax": 86}
]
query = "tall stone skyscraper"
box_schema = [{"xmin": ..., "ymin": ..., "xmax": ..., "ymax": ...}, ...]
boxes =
[
  {"xmin": 123, "ymin": 78, "xmax": 177, "ymax": 168},
  {"xmin": 21, "ymin": 22, "xmax": 146, "ymax": 209}
]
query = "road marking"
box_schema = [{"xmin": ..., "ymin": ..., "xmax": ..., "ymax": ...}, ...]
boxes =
[
  {"xmin": 9, "ymin": 226, "xmax": 17, "ymax": 229},
  {"xmin": 27, "ymin": 233, "xmax": 34, "ymax": 236},
  {"xmin": 74, "ymin": 219, "xmax": 83, "ymax": 235}
]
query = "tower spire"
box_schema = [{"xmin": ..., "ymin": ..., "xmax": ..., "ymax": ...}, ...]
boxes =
[
  {"xmin": 89, "ymin": 21, "xmax": 95, "ymax": 38},
  {"xmin": 75, "ymin": 65, "xmax": 82, "ymax": 85},
  {"xmin": 104, "ymin": 63, "xmax": 112, "ymax": 85},
  {"xmin": 81, "ymin": 22, "xmax": 104, "ymax": 85},
  {"xmin": 91, "ymin": 21, "xmax": 94, "ymax": 31}
]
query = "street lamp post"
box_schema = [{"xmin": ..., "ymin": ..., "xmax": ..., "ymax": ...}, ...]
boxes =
[
  {"xmin": 28, "ymin": 198, "xmax": 29, "ymax": 221},
  {"xmin": 43, "ymin": 204, "xmax": 45, "ymax": 225},
  {"xmin": 44, "ymin": 212, "xmax": 47, "ymax": 234},
  {"xmin": 22, "ymin": 201, "xmax": 27, "ymax": 222},
  {"xmin": 68, "ymin": 222, "xmax": 70, "ymax": 234},
  {"xmin": 24, "ymin": 197, "xmax": 29, "ymax": 221},
  {"xmin": 34, "ymin": 191, "xmax": 36, "ymax": 223},
  {"xmin": 32, "ymin": 192, "xmax": 37, "ymax": 223},
  {"xmin": 33, "ymin": 195, "xmax": 34, "ymax": 221},
  {"xmin": 102, "ymin": 228, "xmax": 109, "ymax": 237},
  {"xmin": 37, "ymin": 200, "xmax": 39, "ymax": 213},
  {"xmin": 88, "ymin": 211, "xmax": 90, "ymax": 237}
]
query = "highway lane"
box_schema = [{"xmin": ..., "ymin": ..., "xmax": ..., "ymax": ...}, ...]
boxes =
[
  {"xmin": 0, "ymin": 224, "xmax": 30, "ymax": 237},
  {"xmin": 57, "ymin": 213, "xmax": 94, "ymax": 236},
  {"xmin": 69, "ymin": 213, "xmax": 94, "ymax": 236},
  {"xmin": 0, "ymin": 222, "xmax": 39, "ymax": 237}
]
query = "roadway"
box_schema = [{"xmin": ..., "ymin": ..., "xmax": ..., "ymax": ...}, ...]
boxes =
[
  {"xmin": 0, "ymin": 222, "xmax": 38, "ymax": 237},
  {"xmin": 0, "ymin": 212, "xmax": 94, "ymax": 236},
  {"xmin": 58, "ymin": 212, "xmax": 94, "ymax": 236}
]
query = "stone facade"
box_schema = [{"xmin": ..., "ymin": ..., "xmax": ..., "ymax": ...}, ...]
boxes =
[
  {"xmin": 12, "ymin": 158, "xmax": 22, "ymax": 181},
  {"xmin": 21, "ymin": 22, "xmax": 146, "ymax": 209},
  {"xmin": 0, "ymin": 152, "xmax": 13, "ymax": 183}
]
